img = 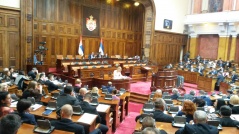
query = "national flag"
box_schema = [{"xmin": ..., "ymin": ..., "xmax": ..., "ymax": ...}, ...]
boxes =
[
  {"xmin": 99, "ymin": 38, "xmax": 104, "ymax": 55},
  {"xmin": 78, "ymin": 35, "xmax": 84, "ymax": 56}
]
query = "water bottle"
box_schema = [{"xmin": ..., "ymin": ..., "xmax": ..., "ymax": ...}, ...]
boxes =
[{"xmin": 204, "ymin": 101, "xmax": 208, "ymax": 113}]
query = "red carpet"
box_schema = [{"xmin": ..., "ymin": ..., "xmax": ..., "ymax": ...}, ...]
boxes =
[
  {"xmin": 130, "ymin": 82, "xmax": 151, "ymax": 95},
  {"xmin": 114, "ymin": 102, "xmax": 143, "ymax": 134}
]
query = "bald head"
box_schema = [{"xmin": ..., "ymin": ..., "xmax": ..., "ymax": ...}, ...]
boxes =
[
  {"xmin": 80, "ymin": 88, "xmax": 87, "ymax": 96},
  {"xmin": 61, "ymin": 104, "xmax": 73, "ymax": 118}
]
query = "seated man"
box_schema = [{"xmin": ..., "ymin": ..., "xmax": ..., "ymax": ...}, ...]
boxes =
[
  {"xmin": 136, "ymin": 98, "xmax": 173, "ymax": 123},
  {"xmin": 106, "ymin": 82, "xmax": 114, "ymax": 93},
  {"xmin": 51, "ymin": 104, "xmax": 100, "ymax": 134},
  {"xmin": 184, "ymin": 90, "xmax": 195, "ymax": 100},
  {"xmin": 28, "ymin": 67, "xmax": 38, "ymax": 79},
  {"xmin": 217, "ymin": 105, "xmax": 239, "ymax": 127},
  {"xmin": 171, "ymin": 88, "xmax": 180, "ymax": 100},
  {"xmin": 139, "ymin": 116, "xmax": 166, "ymax": 134},
  {"xmin": 231, "ymin": 71, "xmax": 238, "ymax": 83},
  {"xmin": 142, "ymin": 127, "xmax": 160, "ymax": 134},
  {"xmin": 79, "ymin": 93, "xmax": 108, "ymax": 134},
  {"xmin": 198, "ymin": 90, "xmax": 212, "ymax": 106},
  {"xmin": 175, "ymin": 111, "xmax": 219, "ymax": 134},
  {"xmin": 0, "ymin": 114, "xmax": 21, "ymax": 134},
  {"xmin": 78, "ymin": 87, "xmax": 87, "ymax": 102},
  {"xmin": 45, "ymin": 74, "xmax": 59, "ymax": 92},
  {"xmin": 56, "ymin": 86, "xmax": 80, "ymax": 108}
]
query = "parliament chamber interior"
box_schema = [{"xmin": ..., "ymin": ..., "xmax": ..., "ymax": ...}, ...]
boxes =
[{"xmin": 0, "ymin": 0, "xmax": 239, "ymax": 134}]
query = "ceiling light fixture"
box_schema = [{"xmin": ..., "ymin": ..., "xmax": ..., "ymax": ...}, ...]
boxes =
[{"xmin": 134, "ymin": 2, "xmax": 140, "ymax": 6}]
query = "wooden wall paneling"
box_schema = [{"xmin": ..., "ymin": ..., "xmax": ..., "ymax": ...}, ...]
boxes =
[
  {"xmin": 235, "ymin": 37, "xmax": 239, "ymax": 62},
  {"xmin": 8, "ymin": 31, "xmax": 19, "ymax": 68},
  {"xmin": 0, "ymin": 31, "xmax": 5, "ymax": 68}
]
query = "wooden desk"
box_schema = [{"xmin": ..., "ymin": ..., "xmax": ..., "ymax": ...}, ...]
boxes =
[
  {"xmin": 27, "ymin": 64, "xmax": 49, "ymax": 73},
  {"xmin": 93, "ymin": 78, "xmax": 131, "ymax": 91},
  {"xmin": 177, "ymin": 70, "xmax": 198, "ymax": 84},
  {"xmin": 135, "ymin": 121, "xmax": 239, "ymax": 134},
  {"xmin": 8, "ymin": 85, "xmax": 18, "ymax": 94},
  {"xmin": 18, "ymin": 123, "xmax": 74, "ymax": 134},
  {"xmin": 96, "ymin": 104, "xmax": 112, "ymax": 134},
  {"xmin": 197, "ymin": 76, "xmax": 217, "ymax": 92},
  {"xmin": 219, "ymin": 82, "xmax": 230, "ymax": 94}
]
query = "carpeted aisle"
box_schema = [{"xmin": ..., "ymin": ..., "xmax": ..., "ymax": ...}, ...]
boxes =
[{"xmin": 114, "ymin": 102, "xmax": 143, "ymax": 134}]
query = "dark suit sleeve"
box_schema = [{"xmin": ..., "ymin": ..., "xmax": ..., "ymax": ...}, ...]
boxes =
[
  {"xmin": 175, "ymin": 127, "xmax": 184, "ymax": 134},
  {"xmin": 28, "ymin": 114, "xmax": 37, "ymax": 125}
]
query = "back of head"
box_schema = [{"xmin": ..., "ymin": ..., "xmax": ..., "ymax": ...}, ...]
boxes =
[
  {"xmin": 182, "ymin": 100, "xmax": 196, "ymax": 115},
  {"xmin": 76, "ymin": 79, "xmax": 81, "ymax": 84},
  {"xmin": 216, "ymin": 98, "xmax": 226, "ymax": 110},
  {"xmin": 230, "ymin": 95, "xmax": 239, "ymax": 105},
  {"xmin": 84, "ymin": 92, "xmax": 92, "ymax": 101},
  {"xmin": 79, "ymin": 88, "xmax": 87, "ymax": 95},
  {"xmin": 48, "ymin": 74, "xmax": 53, "ymax": 79},
  {"xmin": 112, "ymin": 89, "xmax": 118, "ymax": 95},
  {"xmin": 39, "ymin": 73, "xmax": 45, "ymax": 79},
  {"xmin": 0, "ymin": 83, "xmax": 8, "ymax": 92},
  {"xmin": 27, "ymin": 81, "xmax": 37, "ymax": 90},
  {"xmin": 17, "ymin": 99, "xmax": 32, "ymax": 113},
  {"xmin": 189, "ymin": 90, "xmax": 195, "ymax": 96},
  {"xmin": 64, "ymin": 86, "xmax": 73, "ymax": 94},
  {"xmin": 193, "ymin": 98, "xmax": 205, "ymax": 107},
  {"xmin": 220, "ymin": 105, "xmax": 232, "ymax": 117},
  {"xmin": 108, "ymin": 81, "xmax": 112, "ymax": 86},
  {"xmin": 153, "ymin": 92, "xmax": 162, "ymax": 101},
  {"xmin": 0, "ymin": 114, "xmax": 21, "ymax": 134},
  {"xmin": 193, "ymin": 110, "xmax": 207, "ymax": 124},
  {"xmin": 154, "ymin": 98, "xmax": 165, "ymax": 110},
  {"xmin": 142, "ymin": 127, "xmax": 160, "ymax": 134},
  {"xmin": 199, "ymin": 90, "xmax": 205, "ymax": 96},
  {"xmin": 91, "ymin": 87, "xmax": 99, "ymax": 94},
  {"xmin": 172, "ymin": 88, "xmax": 178, "ymax": 95},
  {"xmin": 141, "ymin": 116, "xmax": 155, "ymax": 130},
  {"xmin": 61, "ymin": 104, "xmax": 73, "ymax": 118}
]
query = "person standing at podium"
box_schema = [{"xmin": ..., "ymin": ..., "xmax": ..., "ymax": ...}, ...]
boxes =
[{"xmin": 113, "ymin": 66, "xmax": 123, "ymax": 79}]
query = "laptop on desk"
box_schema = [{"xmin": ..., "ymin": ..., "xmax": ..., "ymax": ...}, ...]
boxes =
[
  {"xmin": 168, "ymin": 106, "xmax": 179, "ymax": 114},
  {"xmin": 51, "ymin": 92, "xmax": 60, "ymax": 100},
  {"xmin": 73, "ymin": 106, "xmax": 84, "ymax": 115},
  {"xmin": 89, "ymin": 98, "xmax": 99, "ymax": 106},
  {"xmin": 207, "ymin": 120, "xmax": 222, "ymax": 130},
  {"xmin": 45, "ymin": 101, "xmax": 57, "ymax": 111}
]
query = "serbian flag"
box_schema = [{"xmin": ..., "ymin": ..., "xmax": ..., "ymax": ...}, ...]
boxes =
[
  {"xmin": 99, "ymin": 38, "xmax": 104, "ymax": 55},
  {"xmin": 78, "ymin": 35, "xmax": 84, "ymax": 56}
]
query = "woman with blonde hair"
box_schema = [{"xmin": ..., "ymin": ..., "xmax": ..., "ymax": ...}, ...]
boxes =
[
  {"xmin": 22, "ymin": 81, "xmax": 43, "ymax": 102},
  {"xmin": 0, "ymin": 83, "xmax": 19, "ymax": 100},
  {"xmin": 176, "ymin": 100, "xmax": 196, "ymax": 123},
  {"xmin": 230, "ymin": 95, "xmax": 239, "ymax": 114},
  {"xmin": 91, "ymin": 87, "xmax": 99, "ymax": 97}
]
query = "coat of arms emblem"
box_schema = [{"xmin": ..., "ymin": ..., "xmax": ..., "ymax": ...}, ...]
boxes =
[{"xmin": 86, "ymin": 15, "xmax": 97, "ymax": 31}]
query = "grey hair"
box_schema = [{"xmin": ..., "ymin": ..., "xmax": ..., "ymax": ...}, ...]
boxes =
[
  {"xmin": 154, "ymin": 98, "xmax": 165, "ymax": 109},
  {"xmin": 155, "ymin": 89, "xmax": 162, "ymax": 94},
  {"xmin": 172, "ymin": 88, "xmax": 178, "ymax": 94},
  {"xmin": 189, "ymin": 90, "xmax": 195, "ymax": 96},
  {"xmin": 193, "ymin": 110, "xmax": 207, "ymax": 123},
  {"xmin": 142, "ymin": 127, "xmax": 160, "ymax": 134}
]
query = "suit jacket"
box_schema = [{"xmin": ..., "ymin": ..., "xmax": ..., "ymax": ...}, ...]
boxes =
[
  {"xmin": 231, "ymin": 75, "xmax": 238, "ymax": 83},
  {"xmin": 232, "ymin": 106, "xmax": 239, "ymax": 114},
  {"xmin": 38, "ymin": 79, "xmax": 46, "ymax": 85},
  {"xmin": 175, "ymin": 123, "xmax": 219, "ymax": 134},
  {"xmin": 56, "ymin": 93, "xmax": 80, "ymax": 108},
  {"xmin": 45, "ymin": 80, "xmax": 59, "ymax": 92},
  {"xmin": 79, "ymin": 101, "xmax": 101, "ymax": 123},
  {"xmin": 171, "ymin": 94, "xmax": 179, "ymax": 100},
  {"xmin": 153, "ymin": 110, "xmax": 174, "ymax": 123},
  {"xmin": 184, "ymin": 94, "xmax": 194, "ymax": 100},
  {"xmin": 218, "ymin": 117, "xmax": 239, "ymax": 127},
  {"xmin": 51, "ymin": 118, "xmax": 85, "ymax": 134},
  {"xmin": 77, "ymin": 95, "xmax": 83, "ymax": 102}
]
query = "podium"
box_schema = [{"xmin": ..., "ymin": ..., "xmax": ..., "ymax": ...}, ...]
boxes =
[{"xmin": 26, "ymin": 64, "xmax": 49, "ymax": 73}]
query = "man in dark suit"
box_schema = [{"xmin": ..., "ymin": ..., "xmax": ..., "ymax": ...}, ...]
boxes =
[
  {"xmin": 56, "ymin": 86, "xmax": 80, "ymax": 108},
  {"xmin": 45, "ymin": 74, "xmax": 59, "ymax": 92},
  {"xmin": 217, "ymin": 105, "xmax": 239, "ymax": 127},
  {"xmin": 77, "ymin": 87, "xmax": 87, "ymax": 102},
  {"xmin": 184, "ymin": 90, "xmax": 195, "ymax": 100},
  {"xmin": 38, "ymin": 73, "xmax": 46, "ymax": 85},
  {"xmin": 27, "ymin": 67, "xmax": 38, "ymax": 79},
  {"xmin": 79, "ymin": 93, "xmax": 108, "ymax": 134},
  {"xmin": 175, "ymin": 110, "xmax": 219, "ymax": 134},
  {"xmin": 51, "ymin": 104, "xmax": 101, "ymax": 134},
  {"xmin": 153, "ymin": 98, "xmax": 174, "ymax": 122},
  {"xmin": 88, "ymin": 52, "xmax": 95, "ymax": 60}
]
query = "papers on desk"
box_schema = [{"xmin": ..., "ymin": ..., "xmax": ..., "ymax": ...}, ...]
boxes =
[
  {"xmin": 231, "ymin": 114, "xmax": 239, "ymax": 121},
  {"xmin": 212, "ymin": 95, "xmax": 221, "ymax": 99},
  {"xmin": 10, "ymin": 101, "xmax": 18, "ymax": 108},
  {"xmin": 52, "ymin": 80, "xmax": 62, "ymax": 85},
  {"xmin": 77, "ymin": 113, "xmax": 97, "ymax": 125},
  {"xmin": 31, "ymin": 104, "xmax": 42, "ymax": 111},
  {"xmin": 96, "ymin": 104, "xmax": 110, "ymax": 112}
]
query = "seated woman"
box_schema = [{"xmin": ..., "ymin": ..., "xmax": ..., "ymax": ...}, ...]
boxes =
[
  {"xmin": 91, "ymin": 87, "xmax": 100, "ymax": 97},
  {"xmin": 0, "ymin": 83, "xmax": 19, "ymax": 100},
  {"xmin": 22, "ymin": 81, "xmax": 43, "ymax": 103},
  {"xmin": 171, "ymin": 88, "xmax": 180, "ymax": 100},
  {"xmin": 176, "ymin": 100, "xmax": 196, "ymax": 123},
  {"xmin": 0, "ymin": 91, "xmax": 14, "ymax": 118},
  {"xmin": 229, "ymin": 95, "xmax": 239, "ymax": 114},
  {"xmin": 16, "ymin": 99, "xmax": 36, "ymax": 125},
  {"xmin": 113, "ymin": 66, "xmax": 123, "ymax": 79}
]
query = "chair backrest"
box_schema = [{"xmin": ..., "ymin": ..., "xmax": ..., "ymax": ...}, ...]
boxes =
[
  {"xmin": 91, "ymin": 93, "xmax": 99, "ymax": 98},
  {"xmin": 169, "ymin": 106, "xmax": 179, "ymax": 112},
  {"xmin": 91, "ymin": 98, "xmax": 99, "ymax": 104},
  {"xmin": 75, "ymin": 55, "xmax": 82, "ymax": 60},
  {"xmin": 27, "ymin": 97, "xmax": 35, "ymax": 105},
  {"xmin": 197, "ymin": 107, "xmax": 204, "ymax": 111},
  {"xmin": 143, "ymin": 103, "xmax": 154, "ymax": 109},
  {"xmin": 56, "ymin": 55, "xmax": 63, "ymax": 59},
  {"xmin": 163, "ymin": 95, "xmax": 171, "ymax": 100},
  {"xmin": 174, "ymin": 116, "xmax": 186, "ymax": 124},
  {"xmin": 36, "ymin": 120, "xmax": 51, "ymax": 129},
  {"xmin": 66, "ymin": 55, "xmax": 74, "ymax": 59},
  {"xmin": 103, "ymin": 74, "xmax": 110, "ymax": 80},
  {"xmin": 165, "ymin": 100, "xmax": 173, "ymax": 105}
]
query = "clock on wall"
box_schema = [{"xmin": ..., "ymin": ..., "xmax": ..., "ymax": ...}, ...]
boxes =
[{"xmin": 163, "ymin": 19, "xmax": 173, "ymax": 29}]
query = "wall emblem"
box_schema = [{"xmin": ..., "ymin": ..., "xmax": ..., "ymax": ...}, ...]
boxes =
[{"xmin": 86, "ymin": 15, "xmax": 97, "ymax": 31}]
